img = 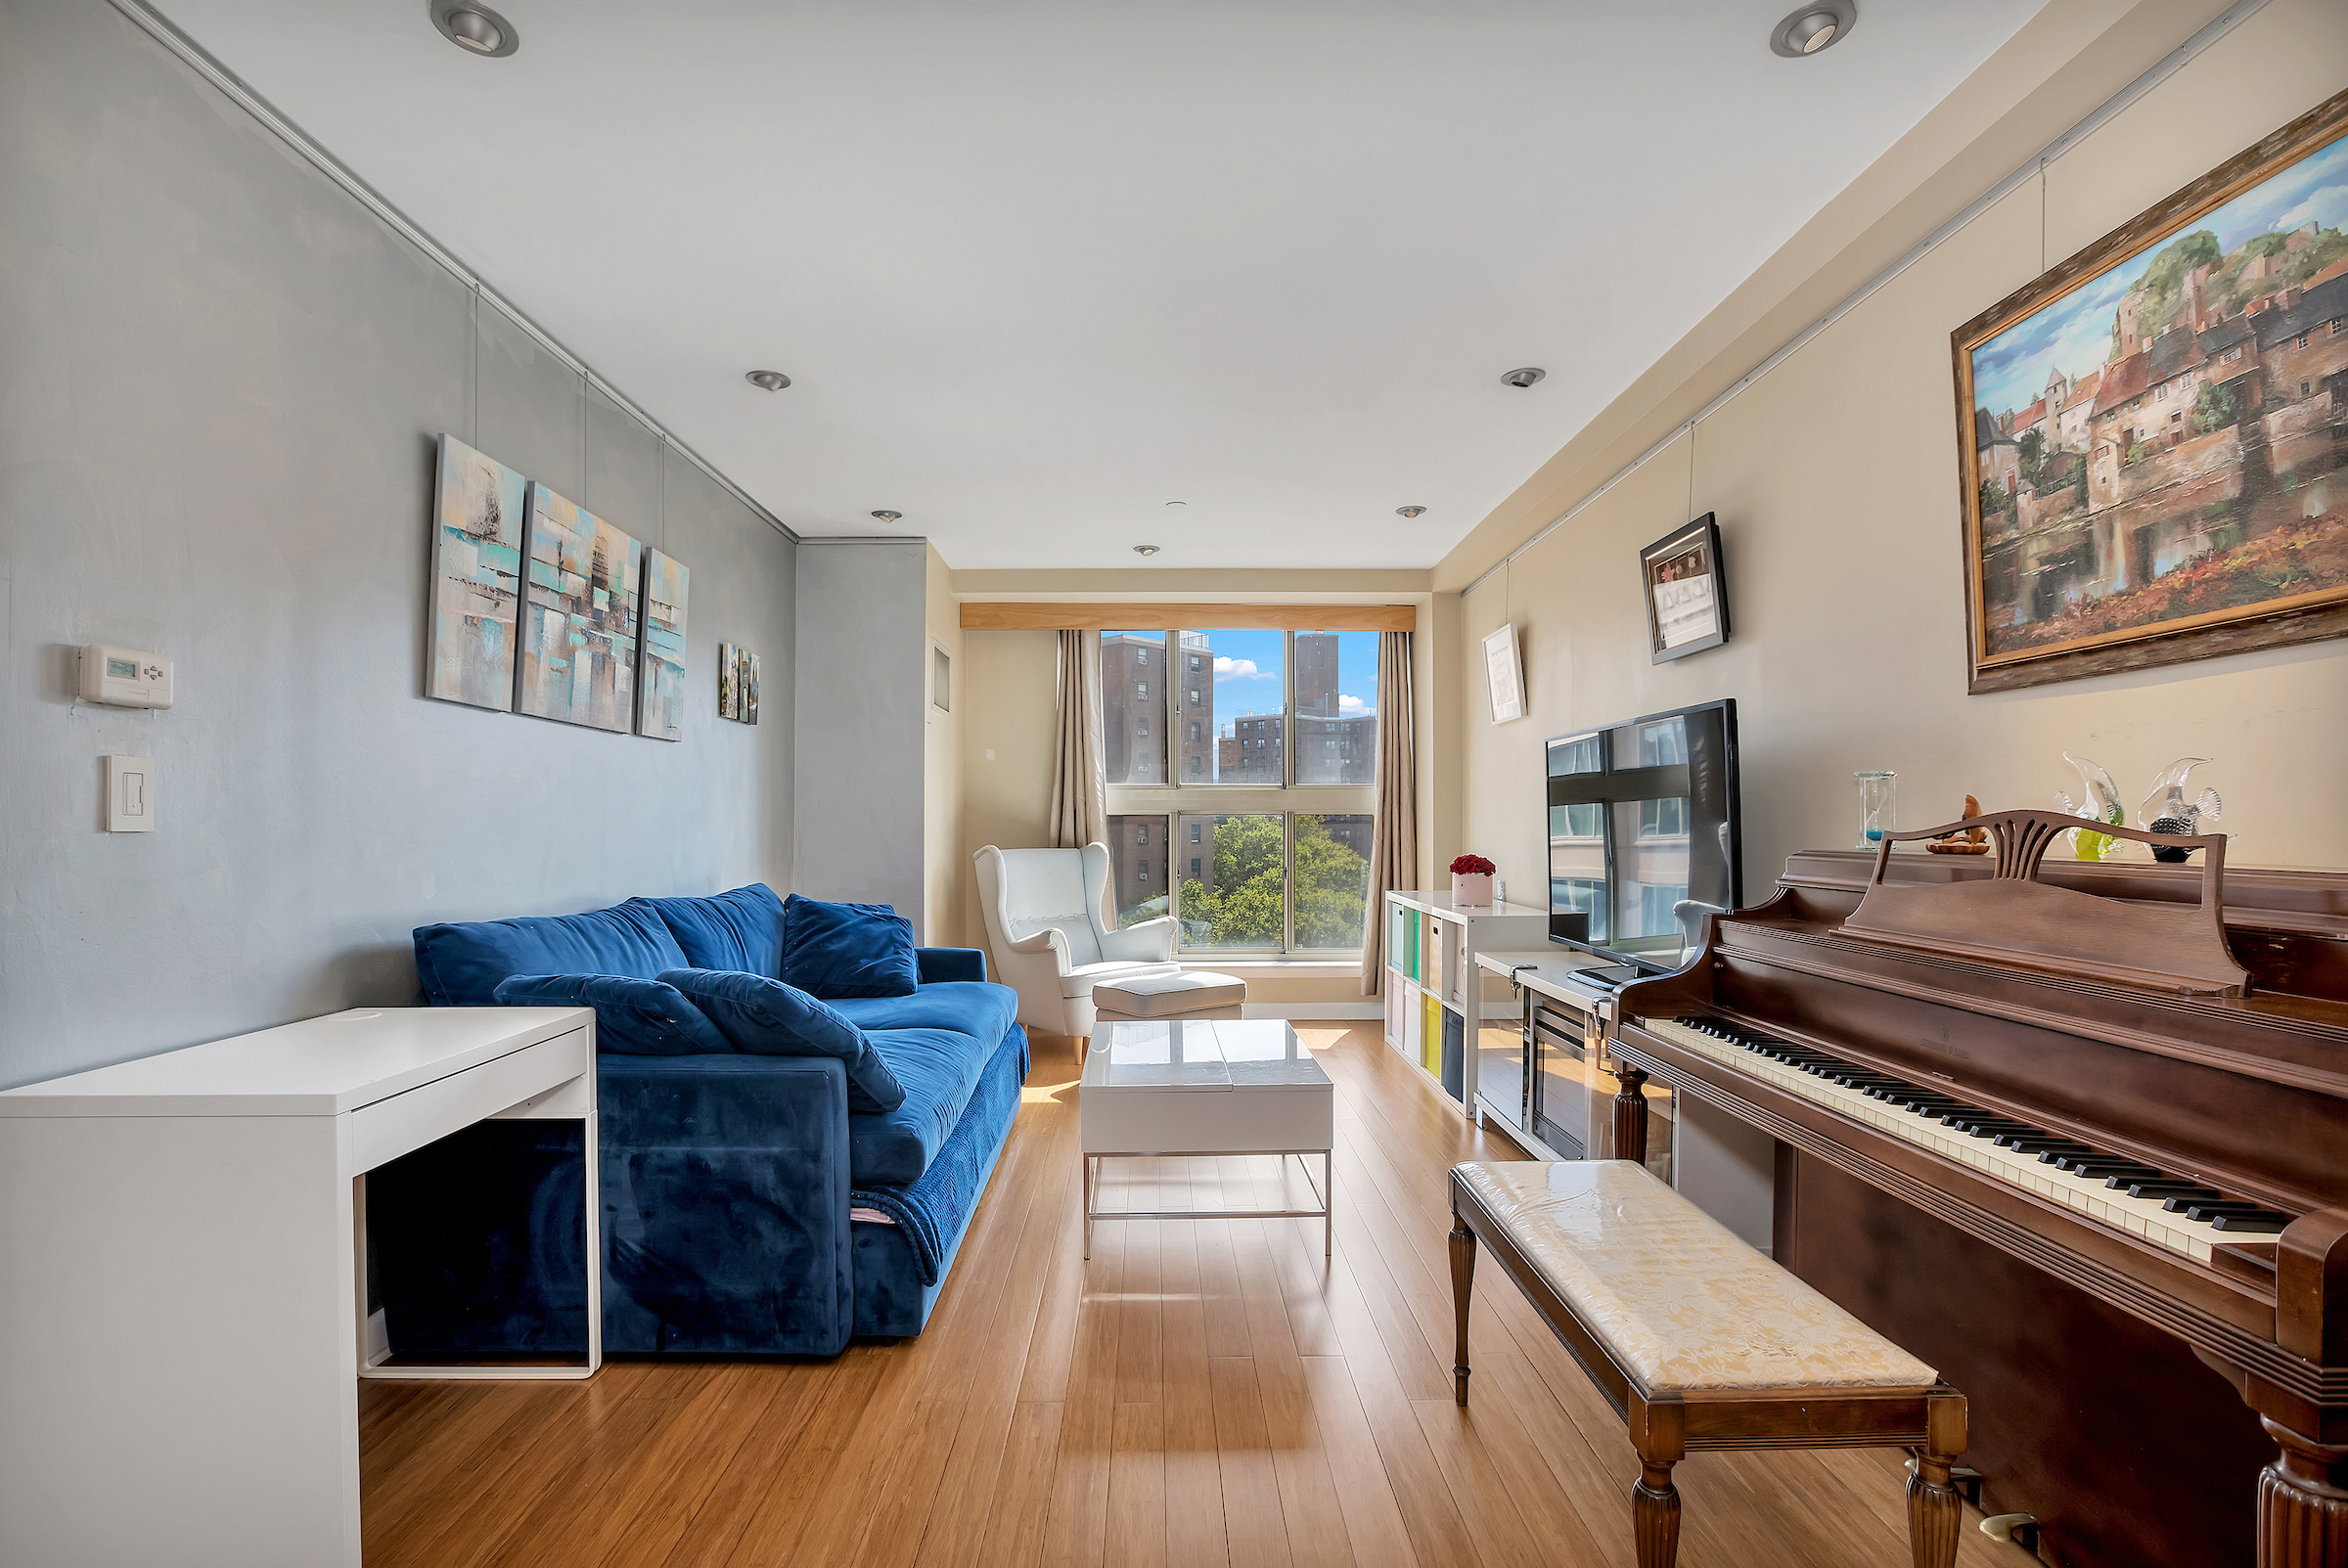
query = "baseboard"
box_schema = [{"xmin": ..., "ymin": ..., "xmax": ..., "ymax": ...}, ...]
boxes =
[{"xmin": 1242, "ymin": 1003, "xmax": 1380, "ymax": 1020}]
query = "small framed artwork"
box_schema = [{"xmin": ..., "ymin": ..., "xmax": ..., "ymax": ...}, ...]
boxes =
[
  {"xmin": 1640, "ymin": 514, "xmax": 1730, "ymax": 662},
  {"xmin": 744, "ymin": 650, "xmax": 760, "ymax": 725},
  {"xmin": 1482, "ymin": 622, "xmax": 1524, "ymax": 723},
  {"xmin": 718, "ymin": 643, "xmax": 737, "ymax": 719}
]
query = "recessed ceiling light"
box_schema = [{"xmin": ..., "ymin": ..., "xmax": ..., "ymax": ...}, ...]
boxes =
[
  {"xmin": 745, "ymin": 370, "xmax": 791, "ymax": 391},
  {"xmin": 871, "ymin": 511, "xmax": 902, "ymax": 522},
  {"xmin": 1396, "ymin": 506, "xmax": 1426, "ymax": 518},
  {"xmin": 429, "ymin": 0, "xmax": 519, "ymax": 57},
  {"xmin": 1771, "ymin": 1, "xmax": 1855, "ymax": 57},
  {"xmin": 1134, "ymin": 545, "xmax": 1161, "ymax": 557},
  {"xmin": 1501, "ymin": 367, "xmax": 1546, "ymax": 388},
  {"xmin": 1164, "ymin": 500, "xmax": 1187, "ymax": 508}
]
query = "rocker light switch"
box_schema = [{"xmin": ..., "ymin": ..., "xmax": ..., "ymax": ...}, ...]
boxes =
[{"xmin": 105, "ymin": 755, "xmax": 156, "ymax": 832}]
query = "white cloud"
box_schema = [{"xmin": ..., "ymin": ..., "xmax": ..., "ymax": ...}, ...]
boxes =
[
  {"xmin": 1213, "ymin": 656, "xmax": 1271, "ymax": 680},
  {"xmin": 2276, "ymin": 184, "xmax": 2348, "ymax": 234},
  {"xmin": 1338, "ymin": 694, "xmax": 1377, "ymax": 718}
]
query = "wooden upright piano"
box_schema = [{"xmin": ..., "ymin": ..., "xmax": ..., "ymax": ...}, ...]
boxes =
[{"xmin": 1603, "ymin": 811, "xmax": 2348, "ymax": 1568}]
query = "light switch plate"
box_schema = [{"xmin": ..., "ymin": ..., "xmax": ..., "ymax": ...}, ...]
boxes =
[{"xmin": 105, "ymin": 755, "xmax": 157, "ymax": 832}]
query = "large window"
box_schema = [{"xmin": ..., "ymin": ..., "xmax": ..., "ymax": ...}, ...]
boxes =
[{"xmin": 1101, "ymin": 630, "xmax": 1378, "ymax": 954}]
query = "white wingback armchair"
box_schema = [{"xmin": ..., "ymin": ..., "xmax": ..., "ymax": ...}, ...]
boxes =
[{"xmin": 973, "ymin": 843, "xmax": 1180, "ymax": 1049}]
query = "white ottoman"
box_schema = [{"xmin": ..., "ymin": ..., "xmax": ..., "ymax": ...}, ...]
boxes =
[{"xmin": 1091, "ymin": 969, "xmax": 1248, "ymax": 1024}]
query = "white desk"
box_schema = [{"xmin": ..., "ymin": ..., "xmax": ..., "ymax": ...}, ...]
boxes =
[
  {"xmin": 1080, "ymin": 1018, "xmax": 1333, "ymax": 1259},
  {"xmin": 0, "ymin": 1006, "xmax": 599, "ymax": 1568}
]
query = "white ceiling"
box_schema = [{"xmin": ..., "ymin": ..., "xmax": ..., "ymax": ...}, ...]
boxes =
[{"xmin": 159, "ymin": 0, "xmax": 2045, "ymax": 570}]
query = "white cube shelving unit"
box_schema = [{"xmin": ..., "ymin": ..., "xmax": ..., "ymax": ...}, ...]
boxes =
[{"xmin": 1380, "ymin": 889, "xmax": 1548, "ymax": 1117}]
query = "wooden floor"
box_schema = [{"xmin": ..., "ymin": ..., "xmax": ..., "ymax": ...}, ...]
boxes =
[{"xmin": 359, "ymin": 1026, "xmax": 2035, "ymax": 1567}]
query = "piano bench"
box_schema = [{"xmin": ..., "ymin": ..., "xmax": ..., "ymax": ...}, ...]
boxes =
[{"xmin": 1449, "ymin": 1160, "xmax": 1968, "ymax": 1568}]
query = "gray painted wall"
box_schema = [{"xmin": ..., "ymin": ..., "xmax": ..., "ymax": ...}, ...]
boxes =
[
  {"xmin": 0, "ymin": 1, "xmax": 797, "ymax": 1088},
  {"xmin": 794, "ymin": 542, "xmax": 929, "ymax": 932}
]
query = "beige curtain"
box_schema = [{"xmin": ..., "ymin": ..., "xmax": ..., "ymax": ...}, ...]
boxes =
[
  {"xmin": 1361, "ymin": 630, "xmax": 1418, "ymax": 995},
  {"xmin": 1048, "ymin": 628, "xmax": 1108, "ymax": 855}
]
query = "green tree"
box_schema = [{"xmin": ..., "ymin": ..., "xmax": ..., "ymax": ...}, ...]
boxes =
[
  {"xmin": 1291, "ymin": 816, "xmax": 1370, "ymax": 949},
  {"xmin": 2016, "ymin": 427, "xmax": 2046, "ymax": 492},
  {"xmin": 2136, "ymin": 229, "xmax": 2221, "ymax": 332},
  {"xmin": 1179, "ymin": 815, "xmax": 1286, "ymax": 948},
  {"xmin": 2190, "ymin": 380, "xmax": 2240, "ymax": 435}
]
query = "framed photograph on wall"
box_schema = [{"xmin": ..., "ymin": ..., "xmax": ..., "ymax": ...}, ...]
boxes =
[
  {"xmin": 1640, "ymin": 514, "xmax": 1729, "ymax": 662},
  {"xmin": 1953, "ymin": 90, "xmax": 2348, "ymax": 694},
  {"xmin": 1482, "ymin": 622, "xmax": 1524, "ymax": 723}
]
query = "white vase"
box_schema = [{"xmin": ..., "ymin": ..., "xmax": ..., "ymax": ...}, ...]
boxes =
[{"xmin": 1451, "ymin": 872, "xmax": 1493, "ymax": 907}]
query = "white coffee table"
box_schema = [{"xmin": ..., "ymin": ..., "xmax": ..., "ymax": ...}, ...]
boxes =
[{"xmin": 1079, "ymin": 1017, "xmax": 1334, "ymax": 1259}]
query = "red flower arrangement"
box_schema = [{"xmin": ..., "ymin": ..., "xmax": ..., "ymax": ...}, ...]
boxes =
[{"xmin": 1449, "ymin": 854, "xmax": 1496, "ymax": 876}]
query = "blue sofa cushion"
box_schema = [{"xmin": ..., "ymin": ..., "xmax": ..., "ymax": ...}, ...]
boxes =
[
  {"xmin": 831, "ymin": 981, "xmax": 1018, "ymax": 1049},
  {"xmin": 644, "ymin": 883, "xmax": 787, "ymax": 977},
  {"xmin": 914, "ymin": 947, "xmax": 988, "ymax": 985},
  {"xmin": 847, "ymin": 1025, "xmax": 998, "ymax": 1186},
  {"xmin": 414, "ymin": 901, "xmax": 689, "ymax": 1005},
  {"xmin": 781, "ymin": 895, "xmax": 920, "ymax": 999},
  {"xmin": 850, "ymin": 1025, "xmax": 1031, "ymax": 1288},
  {"xmin": 490, "ymin": 973, "xmax": 733, "ymax": 1057},
  {"xmin": 658, "ymin": 968, "xmax": 906, "ymax": 1114}
]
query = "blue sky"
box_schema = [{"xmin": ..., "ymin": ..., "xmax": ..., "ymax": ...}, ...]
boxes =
[
  {"xmin": 1970, "ymin": 131, "xmax": 2348, "ymax": 418},
  {"xmin": 1110, "ymin": 627, "xmax": 1378, "ymax": 727},
  {"xmin": 1201, "ymin": 628, "xmax": 1378, "ymax": 725}
]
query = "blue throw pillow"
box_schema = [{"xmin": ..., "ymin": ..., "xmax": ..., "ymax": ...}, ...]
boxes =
[
  {"xmin": 641, "ymin": 883, "xmax": 788, "ymax": 977},
  {"xmin": 658, "ymin": 967, "xmax": 907, "ymax": 1113},
  {"xmin": 490, "ymin": 973, "xmax": 732, "ymax": 1057},
  {"xmin": 780, "ymin": 895, "xmax": 920, "ymax": 999}
]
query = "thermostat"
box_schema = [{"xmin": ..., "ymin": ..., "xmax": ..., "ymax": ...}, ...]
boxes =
[{"xmin": 78, "ymin": 644, "xmax": 174, "ymax": 709}]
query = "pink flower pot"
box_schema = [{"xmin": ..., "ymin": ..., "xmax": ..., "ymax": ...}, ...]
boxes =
[{"xmin": 1451, "ymin": 872, "xmax": 1493, "ymax": 907}]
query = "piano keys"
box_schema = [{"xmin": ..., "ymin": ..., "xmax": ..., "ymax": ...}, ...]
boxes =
[{"xmin": 1597, "ymin": 810, "xmax": 2348, "ymax": 1568}]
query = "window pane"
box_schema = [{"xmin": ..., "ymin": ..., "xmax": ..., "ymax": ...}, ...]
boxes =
[
  {"xmin": 1292, "ymin": 630, "xmax": 1377, "ymax": 785},
  {"xmin": 1175, "ymin": 813, "xmax": 1285, "ymax": 950},
  {"xmin": 1100, "ymin": 632, "xmax": 1167, "ymax": 784},
  {"xmin": 1183, "ymin": 629, "xmax": 1284, "ymax": 784},
  {"xmin": 1294, "ymin": 813, "xmax": 1373, "ymax": 949},
  {"xmin": 1107, "ymin": 814, "xmax": 1169, "ymax": 927}
]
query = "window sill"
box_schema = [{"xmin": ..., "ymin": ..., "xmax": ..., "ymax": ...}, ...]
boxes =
[{"xmin": 1178, "ymin": 958, "xmax": 1360, "ymax": 972}]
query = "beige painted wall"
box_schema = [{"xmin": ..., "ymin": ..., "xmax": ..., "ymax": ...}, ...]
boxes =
[
  {"xmin": 1450, "ymin": 0, "xmax": 2348, "ymax": 906},
  {"xmin": 923, "ymin": 543, "xmax": 967, "ymax": 946}
]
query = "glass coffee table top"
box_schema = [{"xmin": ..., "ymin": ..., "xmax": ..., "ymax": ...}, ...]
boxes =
[{"xmin": 1087, "ymin": 1018, "xmax": 1329, "ymax": 1090}]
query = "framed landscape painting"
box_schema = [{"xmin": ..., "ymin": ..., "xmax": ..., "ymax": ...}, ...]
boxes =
[
  {"xmin": 1954, "ymin": 89, "xmax": 2348, "ymax": 693},
  {"xmin": 426, "ymin": 434, "xmax": 525, "ymax": 710},
  {"xmin": 518, "ymin": 482, "xmax": 643, "ymax": 732}
]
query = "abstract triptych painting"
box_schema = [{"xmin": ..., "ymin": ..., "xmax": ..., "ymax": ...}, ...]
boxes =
[{"xmin": 426, "ymin": 432, "xmax": 713, "ymax": 738}]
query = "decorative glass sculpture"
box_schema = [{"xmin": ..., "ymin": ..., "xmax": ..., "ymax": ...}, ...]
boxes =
[
  {"xmin": 2137, "ymin": 757, "xmax": 2223, "ymax": 863},
  {"xmin": 1855, "ymin": 770, "xmax": 1896, "ymax": 851},
  {"xmin": 2054, "ymin": 752, "xmax": 2127, "ymax": 860}
]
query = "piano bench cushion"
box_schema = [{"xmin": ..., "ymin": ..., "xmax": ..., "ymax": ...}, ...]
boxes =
[{"xmin": 1454, "ymin": 1160, "xmax": 1938, "ymax": 1396}]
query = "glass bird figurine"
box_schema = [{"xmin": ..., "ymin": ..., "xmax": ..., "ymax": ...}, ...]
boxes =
[{"xmin": 2137, "ymin": 757, "xmax": 2223, "ymax": 864}]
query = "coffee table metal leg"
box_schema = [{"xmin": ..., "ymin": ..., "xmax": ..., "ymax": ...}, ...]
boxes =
[
  {"xmin": 1083, "ymin": 1154, "xmax": 1095, "ymax": 1261},
  {"xmin": 1326, "ymin": 1149, "xmax": 1333, "ymax": 1258}
]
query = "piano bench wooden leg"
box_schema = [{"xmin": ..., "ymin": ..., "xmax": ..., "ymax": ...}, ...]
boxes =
[
  {"xmin": 1448, "ymin": 1214, "xmax": 1476, "ymax": 1406},
  {"xmin": 2257, "ymin": 1419, "xmax": 2348, "ymax": 1568},
  {"xmin": 1633, "ymin": 1458, "xmax": 1683, "ymax": 1568},
  {"xmin": 1909, "ymin": 1388, "xmax": 1968, "ymax": 1568},
  {"xmin": 1611, "ymin": 1063, "xmax": 1650, "ymax": 1167}
]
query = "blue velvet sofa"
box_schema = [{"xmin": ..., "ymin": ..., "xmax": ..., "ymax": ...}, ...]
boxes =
[{"xmin": 378, "ymin": 884, "xmax": 1027, "ymax": 1356}]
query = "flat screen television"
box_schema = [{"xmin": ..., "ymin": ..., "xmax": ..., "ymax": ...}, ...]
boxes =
[{"xmin": 1545, "ymin": 697, "xmax": 1741, "ymax": 982}]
